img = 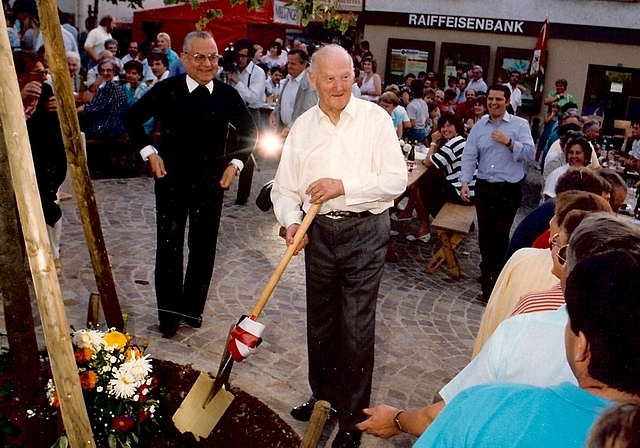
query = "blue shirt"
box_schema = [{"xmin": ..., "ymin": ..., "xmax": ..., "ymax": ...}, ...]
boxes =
[
  {"xmin": 415, "ymin": 382, "xmax": 610, "ymax": 448},
  {"xmin": 461, "ymin": 112, "xmax": 535, "ymax": 184}
]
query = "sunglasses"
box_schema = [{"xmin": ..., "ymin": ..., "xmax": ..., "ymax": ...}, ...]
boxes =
[{"xmin": 550, "ymin": 233, "xmax": 568, "ymax": 265}]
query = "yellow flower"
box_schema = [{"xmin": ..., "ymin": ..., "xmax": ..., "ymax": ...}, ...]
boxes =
[{"xmin": 104, "ymin": 331, "xmax": 128, "ymax": 349}]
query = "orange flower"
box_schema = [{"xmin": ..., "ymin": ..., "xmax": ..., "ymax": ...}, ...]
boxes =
[
  {"xmin": 79, "ymin": 370, "xmax": 98, "ymax": 390},
  {"xmin": 74, "ymin": 347, "xmax": 93, "ymax": 364},
  {"xmin": 50, "ymin": 391, "xmax": 59, "ymax": 408},
  {"xmin": 125, "ymin": 347, "xmax": 142, "ymax": 361}
]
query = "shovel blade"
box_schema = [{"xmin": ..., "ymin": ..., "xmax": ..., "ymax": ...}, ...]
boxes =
[{"xmin": 172, "ymin": 372, "xmax": 234, "ymax": 440}]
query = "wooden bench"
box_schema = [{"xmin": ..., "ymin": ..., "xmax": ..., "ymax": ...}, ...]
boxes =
[{"xmin": 425, "ymin": 202, "xmax": 476, "ymax": 280}]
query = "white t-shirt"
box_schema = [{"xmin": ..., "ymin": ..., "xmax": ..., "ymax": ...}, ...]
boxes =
[{"xmin": 440, "ymin": 307, "xmax": 576, "ymax": 403}]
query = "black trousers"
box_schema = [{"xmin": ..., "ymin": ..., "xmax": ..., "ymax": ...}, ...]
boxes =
[
  {"xmin": 236, "ymin": 107, "xmax": 260, "ymax": 202},
  {"xmin": 418, "ymin": 170, "xmax": 472, "ymax": 218},
  {"xmin": 304, "ymin": 211, "xmax": 389, "ymax": 431},
  {"xmin": 154, "ymin": 177, "xmax": 224, "ymax": 324},
  {"xmin": 475, "ymin": 178, "xmax": 523, "ymax": 289}
]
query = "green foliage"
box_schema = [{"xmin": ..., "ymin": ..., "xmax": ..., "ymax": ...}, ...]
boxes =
[
  {"xmin": 106, "ymin": 0, "xmax": 144, "ymax": 9},
  {"xmin": 0, "ymin": 418, "xmax": 19, "ymax": 437}
]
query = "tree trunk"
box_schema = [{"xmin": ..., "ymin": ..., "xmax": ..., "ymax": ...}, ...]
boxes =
[
  {"xmin": 36, "ymin": 0, "xmax": 124, "ymax": 331},
  {"xmin": 0, "ymin": 113, "xmax": 53, "ymax": 448},
  {"xmin": 0, "ymin": 10, "xmax": 95, "ymax": 448}
]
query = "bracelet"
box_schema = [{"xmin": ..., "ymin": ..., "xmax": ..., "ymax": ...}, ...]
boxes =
[{"xmin": 394, "ymin": 410, "xmax": 405, "ymax": 433}]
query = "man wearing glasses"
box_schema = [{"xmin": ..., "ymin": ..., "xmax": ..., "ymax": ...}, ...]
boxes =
[
  {"xmin": 220, "ymin": 38, "xmax": 265, "ymax": 206},
  {"xmin": 124, "ymin": 31, "xmax": 258, "ymax": 338}
]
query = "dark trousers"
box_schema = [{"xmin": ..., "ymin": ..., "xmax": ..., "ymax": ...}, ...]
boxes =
[
  {"xmin": 418, "ymin": 171, "xmax": 472, "ymax": 218},
  {"xmin": 475, "ymin": 178, "xmax": 523, "ymax": 290},
  {"xmin": 304, "ymin": 211, "xmax": 389, "ymax": 431},
  {"xmin": 236, "ymin": 107, "xmax": 260, "ymax": 202},
  {"xmin": 154, "ymin": 177, "xmax": 224, "ymax": 324}
]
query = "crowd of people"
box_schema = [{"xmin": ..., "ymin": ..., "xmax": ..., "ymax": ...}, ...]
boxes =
[{"xmin": 6, "ymin": 4, "xmax": 640, "ymax": 446}]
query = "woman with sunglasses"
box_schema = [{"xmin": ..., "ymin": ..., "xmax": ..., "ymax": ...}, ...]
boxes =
[{"xmin": 510, "ymin": 192, "xmax": 612, "ymax": 316}]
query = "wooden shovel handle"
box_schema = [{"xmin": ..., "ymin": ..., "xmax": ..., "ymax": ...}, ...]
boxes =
[{"xmin": 249, "ymin": 203, "xmax": 321, "ymax": 320}]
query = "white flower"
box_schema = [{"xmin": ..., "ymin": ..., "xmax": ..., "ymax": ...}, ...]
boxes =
[
  {"xmin": 109, "ymin": 356, "xmax": 117, "ymax": 363},
  {"xmin": 133, "ymin": 394, "xmax": 139, "ymax": 402},
  {"xmin": 26, "ymin": 409, "xmax": 35, "ymax": 418},
  {"xmin": 149, "ymin": 405, "xmax": 156, "ymax": 414},
  {"xmin": 120, "ymin": 355, "xmax": 152, "ymax": 385},
  {"xmin": 96, "ymin": 386, "xmax": 103, "ymax": 393},
  {"xmin": 403, "ymin": 143, "xmax": 412, "ymax": 153},
  {"xmin": 72, "ymin": 329, "xmax": 105, "ymax": 350},
  {"xmin": 109, "ymin": 369, "xmax": 137, "ymax": 399}
]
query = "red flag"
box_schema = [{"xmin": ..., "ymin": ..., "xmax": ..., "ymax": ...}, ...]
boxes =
[{"xmin": 529, "ymin": 19, "xmax": 549, "ymax": 97}]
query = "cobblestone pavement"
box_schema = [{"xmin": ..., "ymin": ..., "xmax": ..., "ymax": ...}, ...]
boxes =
[{"xmin": 17, "ymin": 155, "xmax": 537, "ymax": 447}]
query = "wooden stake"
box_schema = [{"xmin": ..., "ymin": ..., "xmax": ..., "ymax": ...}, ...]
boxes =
[
  {"xmin": 0, "ymin": 108, "xmax": 50, "ymax": 448},
  {"xmin": 0, "ymin": 11, "xmax": 95, "ymax": 448},
  {"xmin": 87, "ymin": 293, "xmax": 101, "ymax": 328},
  {"xmin": 35, "ymin": 0, "xmax": 124, "ymax": 332},
  {"xmin": 300, "ymin": 400, "xmax": 331, "ymax": 448}
]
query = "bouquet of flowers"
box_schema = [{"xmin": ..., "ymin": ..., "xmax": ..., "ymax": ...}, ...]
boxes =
[{"xmin": 47, "ymin": 325, "xmax": 160, "ymax": 448}]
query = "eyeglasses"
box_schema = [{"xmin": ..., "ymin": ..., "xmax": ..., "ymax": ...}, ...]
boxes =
[
  {"xmin": 184, "ymin": 52, "xmax": 220, "ymax": 64},
  {"xmin": 28, "ymin": 69, "xmax": 48, "ymax": 78},
  {"xmin": 550, "ymin": 233, "xmax": 568, "ymax": 265},
  {"xmin": 235, "ymin": 53, "xmax": 250, "ymax": 59}
]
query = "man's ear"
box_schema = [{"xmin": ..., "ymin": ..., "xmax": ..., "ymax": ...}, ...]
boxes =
[
  {"xmin": 308, "ymin": 70, "xmax": 317, "ymax": 90},
  {"xmin": 576, "ymin": 330, "xmax": 591, "ymax": 363}
]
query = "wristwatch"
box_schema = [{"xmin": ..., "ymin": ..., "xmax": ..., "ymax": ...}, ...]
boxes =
[{"xmin": 507, "ymin": 138, "xmax": 513, "ymax": 147}]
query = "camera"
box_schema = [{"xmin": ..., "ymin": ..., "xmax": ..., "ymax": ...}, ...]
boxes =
[{"xmin": 220, "ymin": 47, "xmax": 237, "ymax": 74}]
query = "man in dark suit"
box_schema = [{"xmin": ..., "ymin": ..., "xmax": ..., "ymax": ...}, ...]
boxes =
[
  {"xmin": 124, "ymin": 31, "xmax": 257, "ymax": 338},
  {"xmin": 269, "ymin": 49, "xmax": 317, "ymax": 137}
]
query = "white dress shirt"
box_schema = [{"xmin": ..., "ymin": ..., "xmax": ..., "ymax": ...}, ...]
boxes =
[
  {"xmin": 279, "ymin": 71, "xmax": 306, "ymax": 126},
  {"xmin": 272, "ymin": 96, "xmax": 408, "ymax": 229},
  {"xmin": 229, "ymin": 61, "xmax": 266, "ymax": 109}
]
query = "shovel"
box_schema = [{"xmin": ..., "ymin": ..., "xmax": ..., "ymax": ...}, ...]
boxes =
[{"xmin": 173, "ymin": 203, "xmax": 321, "ymax": 440}]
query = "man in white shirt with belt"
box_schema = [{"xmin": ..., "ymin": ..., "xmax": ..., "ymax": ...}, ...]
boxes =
[
  {"xmin": 504, "ymin": 70, "xmax": 522, "ymax": 115},
  {"xmin": 272, "ymin": 44, "xmax": 407, "ymax": 448},
  {"xmin": 270, "ymin": 49, "xmax": 318, "ymax": 137}
]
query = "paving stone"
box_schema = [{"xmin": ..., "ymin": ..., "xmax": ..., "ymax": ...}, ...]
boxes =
[{"xmin": 4, "ymin": 156, "xmax": 541, "ymax": 447}]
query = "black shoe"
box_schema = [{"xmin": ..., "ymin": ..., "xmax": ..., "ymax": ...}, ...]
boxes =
[
  {"xmin": 159, "ymin": 320, "xmax": 180, "ymax": 339},
  {"xmin": 290, "ymin": 400, "xmax": 337, "ymax": 422},
  {"xmin": 332, "ymin": 430, "xmax": 362, "ymax": 448},
  {"xmin": 235, "ymin": 197, "xmax": 248, "ymax": 206},
  {"xmin": 184, "ymin": 315, "xmax": 202, "ymax": 328}
]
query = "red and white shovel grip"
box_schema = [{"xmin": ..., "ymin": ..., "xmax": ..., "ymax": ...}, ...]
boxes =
[{"xmin": 228, "ymin": 315, "xmax": 265, "ymax": 362}]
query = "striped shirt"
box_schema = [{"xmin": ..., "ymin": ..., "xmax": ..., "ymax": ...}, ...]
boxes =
[
  {"xmin": 510, "ymin": 282, "xmax": 564, "ymax": 316},
  {"xmin": 430, "ymin": 135, "xmax": 476, "ymax": 196}
]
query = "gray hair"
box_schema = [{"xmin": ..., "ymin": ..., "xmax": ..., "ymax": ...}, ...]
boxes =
[
  {"xmin": 98, "ymin": 58, "xmax": 117, "ymax": 71},
  {"xmin": 473, "ymin": 65, "xmax": 483, "ymax": 72},
  {"xmin": 566, "ymin": 213, "xmax": 640, "ymax": 273},
  {"xmin": 66, "ymin": 51, "xmax": 80, "ymax": 62},
  {"xmin": 183, "ymin": 31, "xmax": 214, "ymax": 53},
  {"xmin": 309, "ymin": 44, "xmax": 353, "ymax": 75},
  {"xmin": 582, "ymin": 120, "xmax": 601, "ymax": 132}
]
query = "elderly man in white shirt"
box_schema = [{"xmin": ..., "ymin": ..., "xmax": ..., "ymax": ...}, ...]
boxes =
[{"xmin": 272, "ymin": 44, "xmax": 406, "ymax": 448}]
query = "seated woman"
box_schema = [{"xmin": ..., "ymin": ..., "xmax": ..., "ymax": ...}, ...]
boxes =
[
  {"xmin": 379, "ymin": 92, "xmax": 404, "ymax": 139},
  {"xmin": 77, "ymin": 58, "xmax": 127, "ymax": 138},
  {"xmin": 466, "ymin": 95, "xmax": 487, "ymax": 130},
  {"xmin": 419, "ymin": 113, "xmax": 475, "ymax": 222},
  {"xmin": 543, "ymin": 136, "xmax": 592, "ymax": 200},
  {"xmin": 78, "ymin": 58, "xmax": 127, "ymax": 174},
  {"xmin": 405, "ymin": 79, "xmax": 428, "ymax": 144}
]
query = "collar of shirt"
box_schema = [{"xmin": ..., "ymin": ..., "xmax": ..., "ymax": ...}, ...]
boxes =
[
  {"xmin": 481, "ymin": 111, "xmax": 511, "ymax": 126},
  {"xmin": 287, "ymin": 70, "xmax": 306, "ymax": 84},
  {"xmin": 186, "ymin": 75, "xmax": 213, "ymax": 93},
  {"xmin": 313, "ymin": 93, "xmax": 356, "ymax": 125}
]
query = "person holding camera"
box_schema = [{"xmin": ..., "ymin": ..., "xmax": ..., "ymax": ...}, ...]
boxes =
[{"xmin": 219, "ymin": 38, "xmax": 265, "ymax": 205}]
